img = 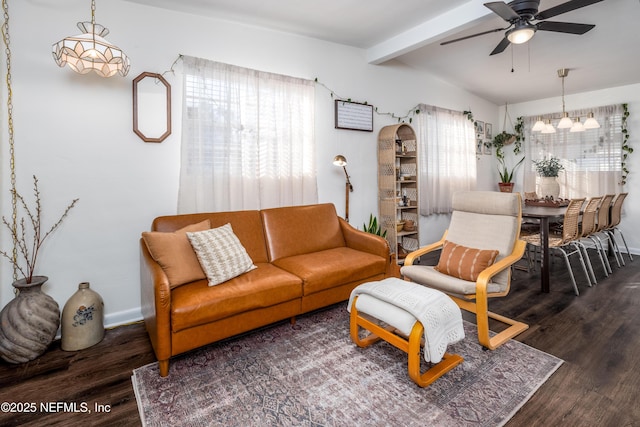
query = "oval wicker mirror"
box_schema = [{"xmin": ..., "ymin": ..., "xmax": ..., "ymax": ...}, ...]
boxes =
[{"xmin": 133, "ymin": 72, "xmax": 171, "ymax": 143}]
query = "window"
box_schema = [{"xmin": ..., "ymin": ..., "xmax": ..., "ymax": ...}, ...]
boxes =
[
  {"xmin": 179, "ymin": 56, "xmax": 317, "ymax": 213},
  {"xmin": 523, "ymin": 104, "xmax": 624, "ymax": 197},
  {"xmin": 415, "ymin": 104, "xmax": 477, "ymax": 214}
]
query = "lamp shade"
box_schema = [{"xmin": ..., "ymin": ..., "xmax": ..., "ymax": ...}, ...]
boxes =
[
  {"xmin": 53, "ymin": 22, "xmax": 130, "ymax": 77},
  {"xmin": 333, "ymin": 155, "xmax": 347, "ymax": 167},
  {"xmin": 583, "ymin": 112, "xmax": 601, "ymax": 129},
  {"xmin": 532, "ymin": 117, "xmax": 545, "ymax": 132},
  {"xmin": 557, "ymin": 112, "xmax": 573, "ymax": 129},
  {"xmin": 570, "ymin": 118, "xmax": 585, "ymax": 132},
  {"xmin": 541, "ymin": 120, "xmax": 556, "ymax": 134}
]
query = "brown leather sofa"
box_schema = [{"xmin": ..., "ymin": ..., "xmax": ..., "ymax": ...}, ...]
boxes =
[{"xmin": 140, "ymin": 203, "xmax": 396, "ymax": 376}]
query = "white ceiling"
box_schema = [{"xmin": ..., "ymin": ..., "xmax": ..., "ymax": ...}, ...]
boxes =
[{"xmin": 125, "ymin": 0, "xmax": 640, "ymax": 105}]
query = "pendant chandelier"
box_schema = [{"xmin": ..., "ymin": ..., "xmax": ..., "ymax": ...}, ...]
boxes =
[
  {"xmin": 52, "ymin": 0, "xmax": 130, "ymax": 77},
  {"xmin": 532, "ymin": 68, "xmax": 600, "ymax": 133}
]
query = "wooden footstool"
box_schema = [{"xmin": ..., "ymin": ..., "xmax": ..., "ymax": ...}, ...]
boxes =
[{"xmin": 348, "ymin": 278, "xmax": 465, "ymax": 387}]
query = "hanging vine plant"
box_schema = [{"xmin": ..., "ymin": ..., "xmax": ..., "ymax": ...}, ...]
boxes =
[{"xmin": 621, "ymin": 103, "xmax": 632, "ymax": 185}]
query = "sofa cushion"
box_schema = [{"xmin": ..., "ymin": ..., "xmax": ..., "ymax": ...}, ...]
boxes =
[
  {"xmin": 141, "ymin": 219, "xmax": 210, "ymax": 288},
  {"xmin": 152, "ymin": 210, "xmax": 270, "ymax": 263},
  {"xmin": 170, "ymin": 263, "xmax": 303, "ymax": 332},
  {"xmin": 435, "ymin": 240, "xmax": 499, "ymax": 282},
  {"xmin": 273, "ymin": 247, "xmax": 387, "ymax": 296},
  {"xmin": 261, "ymin": 203, "xmax": 346, "ymax": 261},
  {"xmin": 187, "ymin": 223, "xmax": 257, "ymax": 287}
]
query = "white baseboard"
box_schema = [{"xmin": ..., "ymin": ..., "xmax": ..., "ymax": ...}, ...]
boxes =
[{"xmin": 105, "ymin": 307, "xmax": 144, "ymax": 329}]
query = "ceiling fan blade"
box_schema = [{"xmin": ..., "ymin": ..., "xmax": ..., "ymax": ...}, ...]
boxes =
[
  {"xmin": 440, "ymin": 27, "xmax": 506, "ymax": 46},
  {"xmin": 535, "ymin": 0, "xmax": 603, "ymax": 20},
  {"xmin": 536, "ymin": 21, "xmax": 595, "ymax": 35},
  {"xmin": 490, "ymin": 37, "xmax": 511, "ymax": 56},
  {"xmin": 484, "ymin": 2, "xmax": 520, "ymax": 21}
]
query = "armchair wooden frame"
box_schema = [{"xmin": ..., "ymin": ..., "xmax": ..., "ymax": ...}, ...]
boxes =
[
  {"xmin": 403, "ymin": 233, "xmax": 528, "ymax": 350},
  {"xmin": 349, "ymin": 298, "xmax": 464, "ymax": 387}
]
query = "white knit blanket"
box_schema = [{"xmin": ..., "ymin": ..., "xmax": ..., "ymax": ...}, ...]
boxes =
[{"xmin": 348, "ymin": 278, "xmax": 465, "ymax": 363}]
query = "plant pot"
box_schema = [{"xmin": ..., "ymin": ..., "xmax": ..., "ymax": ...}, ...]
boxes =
[
  {"xmin": 0, "ymin": 276, "xmax": 60, "ymax": 364},
  {"xmin": 537, "ymin": 176, "xmax": 560, "ymax": 200},
  {"xmin": 498, "ymin": 182, "xmax": 514, "ymax": 193}
]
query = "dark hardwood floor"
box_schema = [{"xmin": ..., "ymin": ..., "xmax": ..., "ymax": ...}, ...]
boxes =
[{"xmin": 1, "ymin": 249, "xmax": 638, "ymax": 426}]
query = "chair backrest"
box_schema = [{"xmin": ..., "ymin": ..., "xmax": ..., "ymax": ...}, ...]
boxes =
[
  {"xmin": 608, "ymin": 192, "xmax": 628, "ymax": 229},
  {"xmin": 448, "ymin": 191, "xmax": 522, "ymax": 287},
  {"xmin": 579, "ymin": 196, "xmax": 602, "ymax": 238},
  {"xmin": 561, "ymin": 198, "xmax": 585, "ymax": 243},
  {"xmin": 596, "ymin": 194, "xmax": 615, "ymax": 232}
]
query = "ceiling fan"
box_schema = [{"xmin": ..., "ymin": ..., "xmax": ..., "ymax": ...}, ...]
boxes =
[{"xmin": 441, "ymin": 0, "xmax": 602, "ymax": 55}]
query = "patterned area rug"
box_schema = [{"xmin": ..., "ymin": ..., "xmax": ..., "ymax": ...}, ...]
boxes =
[{"xmin": 132, "ymin": 305, "xmax": 562, "ymax": 426}]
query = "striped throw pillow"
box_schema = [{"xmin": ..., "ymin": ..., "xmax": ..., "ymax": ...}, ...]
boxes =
[
  {"xmin": 435, "ymin": 240, "xmax": 499, "ymax": 282},
  {"xmin": 187, "ymin": 223, "xmax": 257, "ymax": 286}
]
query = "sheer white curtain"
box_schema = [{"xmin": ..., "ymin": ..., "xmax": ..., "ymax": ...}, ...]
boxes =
[
  {"xmin": 523, "ymin": 104, "xmax": 623, "ymax": 198},
  {"xmin": 415, "ymin": 104, "xmax": 477, "ymax": 214},
  {"xmin": 178, "ymin": 56, "xmax": 317, "ymax": 213}
]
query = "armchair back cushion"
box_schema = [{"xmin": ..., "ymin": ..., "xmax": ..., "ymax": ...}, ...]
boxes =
[{"xmin": 445, "ymin": 191, "xmax": 520, "ymax": 288}]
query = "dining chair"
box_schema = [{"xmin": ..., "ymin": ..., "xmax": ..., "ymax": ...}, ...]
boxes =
[
  {"xmin": 522, "ymin": 198, "xmax": 591, "ymax": 296},
  {"xmin": 593, "ymin": 194, "xmax": 622, "ymax": 268},
  {"xmin": 606, "ymin": 193, "xmax": 632, "ymax": 263},
  {"xmin": 575, "ymin": 196, "xmax": 610, "ymax": 282}
]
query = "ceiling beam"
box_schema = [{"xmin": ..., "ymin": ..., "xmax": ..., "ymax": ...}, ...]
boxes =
[{"xmin": 366, "ymin": 1, "xmax": 494, "ymax": 64}]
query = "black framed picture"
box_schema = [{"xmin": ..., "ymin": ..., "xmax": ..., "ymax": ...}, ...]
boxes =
[{"xmin": 335, "ymin": 100, "xmax": 374, "ymax": 132}]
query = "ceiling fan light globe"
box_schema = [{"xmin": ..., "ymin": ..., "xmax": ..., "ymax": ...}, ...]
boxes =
[{"xmin": 506, "ymin": 26, "xmax": 535, "ymax": 44}]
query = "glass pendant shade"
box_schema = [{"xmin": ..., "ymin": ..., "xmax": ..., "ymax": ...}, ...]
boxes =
[
  {"xmin": 557, "ymin": 113, "xmax": 573, "ymax": 129},
  {"xmin": 583, "ymin": 112, "xmax": 601, "ymax": 129},
  {"xmin": 532, "ymin": 117, "xmax": 545, "ymax": 132},
  {"xmin": 570, "ymin": 118, "xmax": 585, "ymax": 132},
  {"xmin": 541, "ymin": 120, "xmax": 556, "ymax": 134},
  {"xmin": 53, "ymin": 22, "xmax": 130, "ymax": 77}
]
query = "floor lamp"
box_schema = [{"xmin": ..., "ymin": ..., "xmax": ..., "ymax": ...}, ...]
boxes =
[{"xmin": 333, "ymin": 155, "xmax": 353, "ymax": 222}]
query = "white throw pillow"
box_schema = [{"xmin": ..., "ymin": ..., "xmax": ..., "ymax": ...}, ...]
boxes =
[{"xmin": 186, "ymin": 223, "xmax": 257, "ymax": 286}]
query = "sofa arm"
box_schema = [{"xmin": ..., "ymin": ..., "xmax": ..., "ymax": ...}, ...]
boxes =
[
  {"xmin": 338, "ymin": 218, "xmax": 390, "ymax": 259},
  {"xmin": 140, "ymin": 239, "xmax": 173, "ymax": 363}
]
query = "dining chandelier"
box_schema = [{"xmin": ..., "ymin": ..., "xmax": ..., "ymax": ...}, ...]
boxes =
[
  {"xmin": 532, "ymin": 68, "xmax": 600, "ymax": 134},
  {"xmin": 52, "ymin": 0, "xmax": 130, "ymax": 77}
]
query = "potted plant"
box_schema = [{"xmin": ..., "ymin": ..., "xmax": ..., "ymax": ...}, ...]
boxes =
[
  {"xmin": 492, "ymin": 131, "xmax": 516, "ymax": 160},
  {"xmin": 497, "ymin": 157, "xmax": 524, "ymax": 193},
  {"xmin": 533, "ymin": 157, "xmax": 564, "ymax": 199},
  {"xmin": 363, "ymin": 214, "xmax": 387, "ymax": 238},
  {"xmin": 0, "ymin": 176, "xmax": 79, "ymax": 364}
]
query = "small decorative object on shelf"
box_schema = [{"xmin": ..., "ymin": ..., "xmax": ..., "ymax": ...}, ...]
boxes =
[{"xmin": 61, "ymin": 282, "xmax": 105, "ymax": 351}]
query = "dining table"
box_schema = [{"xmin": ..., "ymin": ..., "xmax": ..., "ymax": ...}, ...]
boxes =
[{"xmin": 521, "ymin": 204, "xmax": 567, "ymax": 293}]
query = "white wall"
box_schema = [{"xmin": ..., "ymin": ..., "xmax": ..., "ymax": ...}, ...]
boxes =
[
  {"xmin": 501, "ymin": 84, "xmax": 640, "ymax": 253},
  {"xmin": 0, "ymin": 0, "xmax": 498, "ymax": 326}
]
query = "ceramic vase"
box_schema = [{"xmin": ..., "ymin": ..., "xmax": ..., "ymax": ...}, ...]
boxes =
[
  {"xmin": 61, "ymin": 282, "xmax": 104, "ymax": 351},
  {"xmin": 537, "ymin": 176, "xmax": 560, "ymax": 200},
  {"xmin": 0, "ymin": 276, "xmax": 60, "ymax": 364}
]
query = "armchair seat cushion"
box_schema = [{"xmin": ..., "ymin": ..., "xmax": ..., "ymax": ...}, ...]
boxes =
[
  {"xmin": 401, "ymin": 265, "xmax": 507, "ymax": 296},
  {"xmin": 273, "ymin": 247, "xmax": 387, "ymax": 296},
  {"xmin": 170, "ymin": 263, "xmax": 302, "ymax": 332}
]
